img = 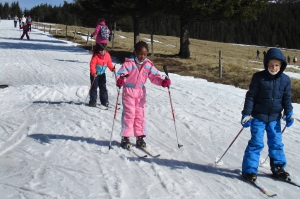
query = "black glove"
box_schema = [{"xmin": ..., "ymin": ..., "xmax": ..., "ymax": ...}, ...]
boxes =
[{"xmin": 90, "ymin": 34, "xmax": 93, "ymax": 38}]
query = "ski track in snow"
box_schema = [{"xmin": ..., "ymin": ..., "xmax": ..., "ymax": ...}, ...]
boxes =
[{"xmin": 1, "ymin": 20, "xmax": 300, "ymax": 199}]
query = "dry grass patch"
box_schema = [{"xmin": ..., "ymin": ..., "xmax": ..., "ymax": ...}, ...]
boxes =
[{"xmin": 34, "ymin": 22, "xmax": 300, "ymax": 103}]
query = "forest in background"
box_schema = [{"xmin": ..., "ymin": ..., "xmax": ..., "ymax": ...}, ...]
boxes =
[{"xmin": 0, "ymin": 1, "xmax": 299, "ymax": 49}]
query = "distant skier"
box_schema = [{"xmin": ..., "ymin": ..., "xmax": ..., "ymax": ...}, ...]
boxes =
[
  {"xmin": 21, "ymin": 15, "xmax": 26, "ymax": 26},
  {"xmin": 293, "ymin": 56, "xmax": 297, "ymax": 64},
  {"xmin": 263, "ymin": 51, "xmax": 266, "ymax": 59},
  {"xmin": 20, "ymin": 24, "xmax": 30, "ymax": 40},
  {"xmin": 256, "ymin": 50, "xmax": 260, "ymax": 59},
  {"xmin": 287, "ymin": 55, "xmax": 290, "ymax": 63},
  {"xmin": 26, "ymin": 15, "xmax": 32, "ymax": 31},
  {"xmin": 115, "ymin": 41, "xmax": 171, "ymax": 149},
  {"xmin": 241, "ymin": 48, "xmax": 294, "ymax": 182},
  {"xmin": 88, "ymin": 44, "xmax": 115, "ymax": 109},
  {"xmin": 13, "ymin": 15, "xmax": 18, "ymax": 27},
  {"xmin": 90, "ymin": 18, "xmax": 110, "ymax": 48}
]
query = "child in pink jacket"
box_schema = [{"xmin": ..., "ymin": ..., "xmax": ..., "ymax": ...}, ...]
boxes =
[
  {"xmin": 116, "ymin": 41, "xmax": 171, "ymax": 149},
  {"xmin": 91, "ymin": 18, "xmax": 110, "ymax": 47}
]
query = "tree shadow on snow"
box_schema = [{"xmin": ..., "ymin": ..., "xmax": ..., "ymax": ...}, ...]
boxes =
[
  {"xmin": 1, "ymin": 37, "xmax": 68, "ymax": 44},
  {"xmin": 28, "ymin": 133, "xmax": 110, "ymax": 147},
  {"xmin": 54, "ymin": 59, "xmax": 88, "ymax": 63},
  {"xmin": 33, "ymin": 101, "xmax": 85, "ymax": 106},
  {"xmin": 0, "ymin": 41, "xmax": 85, "ymax": 52},
  {"xmin": 126, "ymin": 156, "xmax": 243, "ymax": 179}
]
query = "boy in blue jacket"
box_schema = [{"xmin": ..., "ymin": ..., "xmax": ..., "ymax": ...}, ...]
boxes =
[{"xmin": 241, "ymin": 48, "xmax": 294, "ymax": 182}]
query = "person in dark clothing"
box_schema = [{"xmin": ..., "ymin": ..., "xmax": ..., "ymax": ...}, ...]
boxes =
[
  {"xmin": 20, "ymin": 24, "xmax": 30, "ymax": 40},
  {"xmin": 287, "ymin": 55, "xmax": 290, "ymax": 63},
  {"xmin": 256, "ymin": 50, "xmax": 260, "ymax": 59},
  {"xmin": 241, "ymin": 48, "xmax": 294, "ymax": 183}
]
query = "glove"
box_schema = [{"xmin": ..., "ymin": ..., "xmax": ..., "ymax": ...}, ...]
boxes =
[
  {"xmin": 162, "ymin": 79, "xmax": 171, "ymax": 87},
  {"xmin": 285, "ymin": 111, "xmax": 294, "ymax": 127},
  {"xmin": 241, "ymin": 115, "xmax": 252, "ymax": 128},
  {"xmin": 90, "ymin": 34, "xmax": 93, "ymax": 38},
  {"xmin": 116, "ymin": 78, "xmax": 125, "ymax": 88}
]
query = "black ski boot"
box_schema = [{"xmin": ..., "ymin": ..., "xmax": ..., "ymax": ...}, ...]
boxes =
[
  {"xmin": 136, "ymin": 136, "xmax": 146, "ymax": 148},
  {"xmin": 120, "ymin": 137, "xmax": 131, "ymax": 149},
  {"xmin": 243, "ymin": 173, "xmax": 257, "ymax": 182},
  {"xmin": 272, "ymin": 165, "xmax": 291, "ymax": 181},
  {"xmin": 88, "ymin": 101, "xmax": 96, "ymax": 107}
]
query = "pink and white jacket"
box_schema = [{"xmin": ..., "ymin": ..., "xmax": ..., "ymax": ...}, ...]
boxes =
[
  {"xmin": 116, "ymin": 57, "xmax": 164, "ymax": 88},
  {"xmin": 91, "ymin": 21, "xmax": 110, "ymax": 44}
]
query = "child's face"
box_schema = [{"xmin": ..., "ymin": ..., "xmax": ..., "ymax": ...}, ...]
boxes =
[
  {"xmin": 99, "ymin": 50, "xmax": 106, "ymax": 55},
  {"xmin": 135, "ymin": 47, "xmax": 148, "ymax": 62},
  {"xmin": 268, "ymin": 59, "xmax": 281, "ymax": 73}
]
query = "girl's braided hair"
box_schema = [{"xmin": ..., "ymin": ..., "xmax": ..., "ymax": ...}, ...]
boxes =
[{"xmin": 134, "ymin": 41, "xmax": 149, "ymax": 52}]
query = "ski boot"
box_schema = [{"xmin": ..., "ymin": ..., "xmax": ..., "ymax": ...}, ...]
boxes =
[
  {"xmin": 120, "ymin": 137, "xmax": 131, "ymax": 149},
  {"xmin": 136, "ymin": 136, "xmax": 146, "ymax": 148},
  {"xmin": 88, "ymin": 101, "xmax": 96, "ymax": 107},
  {"xmin": 243, "ymin": 173, "xmax": 257, "ymax": 182},
  {"xmin": 272, "ymin": 165, "xmax": 291, "ymax": 181}
]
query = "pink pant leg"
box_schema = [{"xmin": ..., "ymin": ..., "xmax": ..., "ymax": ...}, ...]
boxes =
[{"xmin": 121, "ymin": 87, "xmax": 146, "ymax": 137}]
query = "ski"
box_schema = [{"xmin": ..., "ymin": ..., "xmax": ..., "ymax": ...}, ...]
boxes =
[
  {"xmin": 131, "ymin": 143, "xmax": 160, "ymax": 158},
  {"xmin": 126, "ymin": 148, "xmax": 147, "ymax": 158},
  {"xmin": 261, "ymin": 172, "xmax": 300, "ymax": 188},
  {"xmin": 112, "ymin": 141, "xmax": 147, "ymax": 158},
  {"xmin": 236, "ymin": 170, "xmax": 277, "ymax": 197}
]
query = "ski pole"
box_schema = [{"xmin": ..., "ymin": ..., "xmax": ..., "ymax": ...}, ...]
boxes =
[
  {"xmin": 163, "ymin": 65, "xmax": 183, "ymax": 148},
  {"xmin": 260, "ymin": 124, "xmax": 287, "ymax": 166},
  {"xmin": 215, "ymin": 127, "xmax": 244, "ymax": 166},
  {"xmin": 109, "ymin": 70, "xmax": 121, "ymax": 150},
  {"xmin": 84, "ymin": 75, "xmax": 97, "ymax": 105}
]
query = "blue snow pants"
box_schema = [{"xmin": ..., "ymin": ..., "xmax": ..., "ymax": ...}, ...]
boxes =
[
  {"xmin": 242, "ymin": 118, "xmax": 286, "ymax": 175},
  {"xmin": 89, "ymin": 73, "xmax": 108, "ymax": 105}
]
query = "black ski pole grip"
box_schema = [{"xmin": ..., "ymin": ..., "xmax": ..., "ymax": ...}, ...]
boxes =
[{"xmin": 163, "ymin": 65, "xmax": 169, "ymax": 79}]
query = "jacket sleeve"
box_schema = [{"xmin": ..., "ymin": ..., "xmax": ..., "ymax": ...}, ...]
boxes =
[
  {"xmin": 90, "ymin": 56, "xmax": 97, "ymax": 76},
  {"xmin": 148, "ymin": 64, "xmax": 164, "ymax": 86},
  {"xmin": 92, "ymin": 25, "xmax": 100, "ymax": 37},
  {"xmin": 116, "ymin": 62, "xmax": 130, "ymax": 81},
  {"xmin": 106, "ymin": 54, "xmax": 114, "ymax": 72},
  {"xmin": 282, "ymin": 76, "xmax": 293, "ymax": 115},
  {"xmin": 242, "ymin": 74, "xmax": 260, "ymax": 115}
]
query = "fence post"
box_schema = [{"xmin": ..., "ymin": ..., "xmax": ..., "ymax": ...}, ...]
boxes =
[
  {"xmin": 86, "ymin": 31, "xmax": 89, "ymax": 44},
  {"xmin": 73, "ymin": 29, "xmax": 76, "ymax": 41},
  {"xmin": 151, "ymin": 32, "xmax": 154, "ymax": 56},
  {"xmin": 112, "ymin": 21, "xmax": 116, "ymax": 49},
  {"xmin": 219, "ymin": 50, "xmax": 222, "ymax": 78}
]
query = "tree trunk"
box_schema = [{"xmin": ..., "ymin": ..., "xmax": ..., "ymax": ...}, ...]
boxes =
[
  {"xmin": 133, "ymin": 14, "xmax": 140, "ymax": 46},
  {"xmin": 179, "ymin": 18, "xmax": 190, "ymax": 59}
]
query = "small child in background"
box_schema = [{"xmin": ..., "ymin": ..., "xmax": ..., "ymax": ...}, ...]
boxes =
[
  {"xmin": 89, "ymin": 44, "xmax": 115, "ymax": 109},
  {"xmin": 115, "ymin": 41, "xmax": 171, "ymax": 149},
  {"xmin": 241, "ymin": 48, "xmax": 294, "ymax": 182},
  {"xmin": 20, "ymin": 24, "xmax": 30, "ymax": 40}
]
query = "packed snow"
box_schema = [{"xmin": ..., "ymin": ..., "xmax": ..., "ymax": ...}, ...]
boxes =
[{"xmin": 0, "ymin": 20, "xmax": 300, "ymax": 199}]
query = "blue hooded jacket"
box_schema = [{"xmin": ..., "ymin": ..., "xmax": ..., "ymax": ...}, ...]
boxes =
[{"xmin": 242, "ymin": 48, "xmax": 293, "ymax": 122}]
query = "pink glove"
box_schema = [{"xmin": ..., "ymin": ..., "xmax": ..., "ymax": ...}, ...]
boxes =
[
  {"xmin": 162, "ymin": 79, "xmax": 171, "ymax": 87},
  {"xmin": 116, "ymin": 78, "xmax": 125, "ymax": 88}
]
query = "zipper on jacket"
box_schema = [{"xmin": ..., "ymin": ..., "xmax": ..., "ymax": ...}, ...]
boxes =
[{"xmin": 267, "ymin": 79, "xmax": 276, "ymax": 121}]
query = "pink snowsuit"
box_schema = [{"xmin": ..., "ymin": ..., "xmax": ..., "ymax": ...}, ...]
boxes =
[
  {"xmin": 116, "ymin": 57, "xmax": 164, "ymax": 137},
  {"xmin": 91, "ymin": 21, "xmax": 110, "ymax": 45}
]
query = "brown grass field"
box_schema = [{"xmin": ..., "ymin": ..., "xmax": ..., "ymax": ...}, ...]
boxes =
[{"xmin": 34, "ymin": 22, "xmax": 300, "ymax": 103}]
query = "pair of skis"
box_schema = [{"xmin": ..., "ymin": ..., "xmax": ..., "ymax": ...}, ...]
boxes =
[
  {"xmin": 113, "ymin": 141, "xmax": 160, "ymax": 158},
  {"xmin": 237, "ymin": 170, "xmax": 300, "ymax": 197}
]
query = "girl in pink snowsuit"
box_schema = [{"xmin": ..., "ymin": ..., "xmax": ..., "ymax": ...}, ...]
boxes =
[{"xmin": 116, "ymin": 41, "xmax": 171, "ymax": 149}]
